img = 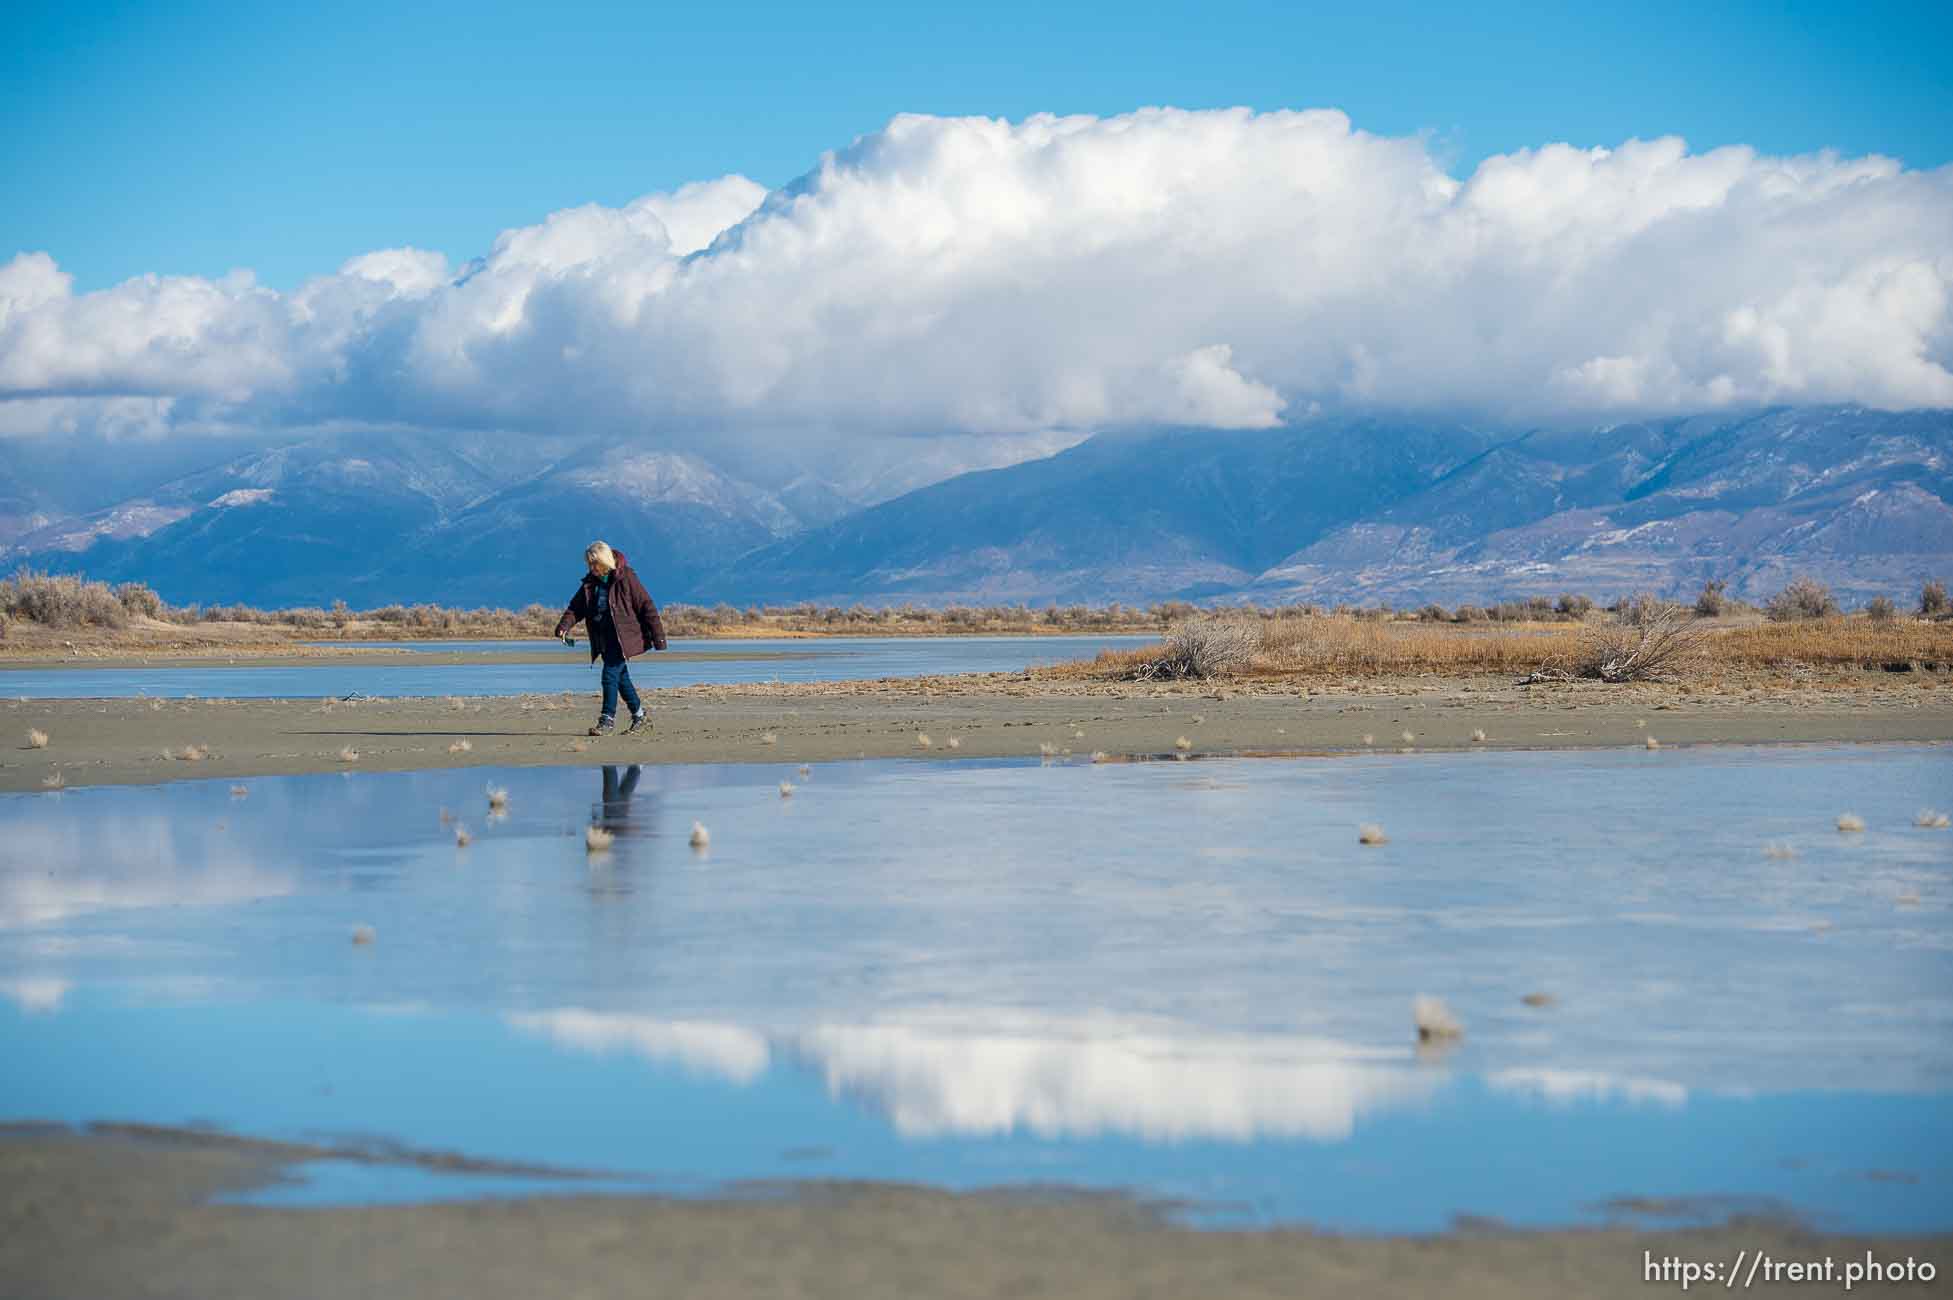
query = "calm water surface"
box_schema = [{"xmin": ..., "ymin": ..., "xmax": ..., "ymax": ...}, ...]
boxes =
[
  {"xmin": 2, "ymin": 745, "xmax": 1949, "ymax": 1230},
  {"xmin": 0, "ymin": 635, "xmax": 1151, "ymax": 699}
]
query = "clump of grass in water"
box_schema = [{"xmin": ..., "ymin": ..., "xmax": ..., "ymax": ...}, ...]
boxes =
[
  {"xmin": 689, "ymin": 821, "xmax": 710, "ymax": 848},
  {"xmin": 1645, "ymin": 736, "xmax": 1661, "ymax": 750},
  {"xmin": 1091, "ymin": 751, "xmax": 1109, "ymax": 763},
  {"xmin": 351, "ymin": 925, "xmax": 375, "ymax": 946},
  {"xmin": 584, "ymin": 826, "xmax": 614, "ymax": 852},
  {"xmin": 1358, "ymin": 823, "xmax": 1388, "ymax": 845},
  {"xmin": 338, "ymin": 746, "xmax": 360, "ymax": 763},
  {"xmin": 778, "ymin": 781, "xmax": 795, "ymax": 798},
  {"xmin": 1764, "ymin": 842, "xmax": 1799, "ymax": 860},
  {"xmin": 486, "ymin": 787, "xmax": 508, "ymax": 811},
  {"xmin": 797, "ymin": 764, "xmax": 812, "ymax": 778},
  {"xmin": 41, "ymin": 771, "xmax": 64, "ymax": 789},
  {"xmin": 1837, "ymin": 813, "xmax": 1865, "ymax": 833},
  {"xmin": 27, "ymin": 728, "xmax": 48, "ymax": 749},
  {"xmin": 1916, "ymin": 809, "xmax": 1951, "ymax": 829},
  {"xmin": 1414, "ymin": 996, "xmax": 1462, "ymax": 1042},
  {"xmin": 1174, "ymin": 736, "xmax": 1192, "ymax": 752},
  {"xmin": 1038, "ymin": 741, "xmax": 1057, "ymax": 758},
  {"xmin": 454, "ymin": 826, "xmax": 472, "ymax": 847},
  {"xmin": 229, "ymin": 784, "xmax": 248, "ymax": 798},
  {"xmin": 448, "ymin": 739, "xmax": 472, "ymax": 754}
]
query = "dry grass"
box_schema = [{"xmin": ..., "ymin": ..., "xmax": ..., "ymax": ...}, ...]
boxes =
[
  {"xmin": 689, "ymin": 821, "xmax": 710, "ymax": 847},
  {"xmin": 26, "ymin": 728, "xmax": 48, "ymax": 749},
  {"xmin": 584, "ymin": 826, "xmax": 614, "ymax": 852},
  {"xmin": 1837, "ymin": 813, "xmax": 1866, "ymax": 833},
  {"xmin": 1358, "ymin": 823, "xmax": 1388, "ymax": 845},
  {"xmin": 448, "ymin": 739, "xmax": 472, "ymax": 754},
  {"xmin": 337, "ymin": 746, "xmax": 360, "ymax": 763},
  {"xmin": 1043, "ymin": 610, "xmax": 1953, "ymax": 684}
]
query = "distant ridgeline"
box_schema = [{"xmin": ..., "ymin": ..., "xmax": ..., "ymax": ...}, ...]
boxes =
[{"xmin": 2, "ymin": 407, "xmax": 1948, "ymax": 609}]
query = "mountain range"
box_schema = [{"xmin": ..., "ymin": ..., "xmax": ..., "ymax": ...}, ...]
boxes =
[{"xmin": 3, "ymin": 407, "xmax": 1947, "ymax": 609}]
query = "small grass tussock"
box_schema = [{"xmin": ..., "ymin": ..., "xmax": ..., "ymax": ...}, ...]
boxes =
[
  {"xmin": 1836, "ymin": 813, "xmax": 1866, "ymax": 833},
  {"xmin": 584, "ymin": 825, "xmax": 615, "ymax": 851},
  {"xmin": 689, "ymin": 821, "xmax": 710, "ymax": 847},
  {"xmin": 448, "ymin": 739, "xmax": 472, "ymax": 753},
  {"xmin": 27, "ymin": 728, "xmax": 48, "ymax": 749},
  {"xmin": 1413, "ymin": 996, "xmax": 1462, "ymax": 1042},
  {"xmin": 1916, "ymin": 809, "xmax": 1951, "ymax": 829},
  {"xmin": 1358, "ymin": 823, "xmax": 1388, "ymax": 845}
]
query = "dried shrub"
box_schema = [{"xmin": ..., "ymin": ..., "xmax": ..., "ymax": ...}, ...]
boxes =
[
  {"xmin": 1125, "ymin": 617, "xmax": 1263, "ymax": 681},
  {"xmin": 1922, "ymin": 579, "xmax": 1950, "ymax": 619},
  {"xmin": 1569, "ymin": 599, "xmax": 1707, "ymax": 682},
  {"xmin": 1864, "ymin": 596, "xmax": 1897, "ymax": 624},
  {"xmin": 1694, "ymin": 580, "xmax": 1728, "ymax": 618},
  {"xmin": 0, "ymin": 569, "xmax": 128, "ymax": 628},
  {"xmin": 1555, "ymin": 593, "xmax": 1594, "ymax": 619},
  {"xmin": 114, "ymin": 582, "xmax": 165, "ymax": 619},
  {"xmin": 1765, "ymin": 576, "xmax": 1840, "ymax": 622}
]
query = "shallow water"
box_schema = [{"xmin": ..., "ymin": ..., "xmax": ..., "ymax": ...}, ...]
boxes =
[
  {"xmin": 2, "ymin": 745, "xmax": 1949, "ymax": 1230},
  {"xmin": 0, "ymin": 635, "xmax": 1150, "ymax": 700}
]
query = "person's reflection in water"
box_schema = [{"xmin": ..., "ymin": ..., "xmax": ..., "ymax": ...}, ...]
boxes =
[
  {"xmin": 585, "ymin": 765, "xmax": 657, "ymax": 901},
  {"xmin": 596, "ymin": 764, "xmax": 646, "ymax": 835}
]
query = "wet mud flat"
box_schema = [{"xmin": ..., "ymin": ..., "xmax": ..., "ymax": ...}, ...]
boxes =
[
  {"xmin": 5, "ymin": 1124, "xmax": 1946, "ymax": 1300},
  {"xmin": 4, "ymin": 675, "xmax": 1949, "ymax": 792}
]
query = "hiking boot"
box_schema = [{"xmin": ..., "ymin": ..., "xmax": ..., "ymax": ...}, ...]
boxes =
[
  {"xmin": 587, "ymin": 716, "xmax": 616, "ymax": 737},
  {"xmin": 624, "ymin": 709, "xmax": 651, "ymax": 736}
]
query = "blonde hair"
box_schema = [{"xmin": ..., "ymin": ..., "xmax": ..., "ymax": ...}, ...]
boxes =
[{"xmin": 584, "ymin": 541, "xmax": 615, "ymax": 572}]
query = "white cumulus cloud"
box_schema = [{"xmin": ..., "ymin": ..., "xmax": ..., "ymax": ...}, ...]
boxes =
[{"xmin": 2, "ymin": 108, "xmax": 1950, "ymax": 442}]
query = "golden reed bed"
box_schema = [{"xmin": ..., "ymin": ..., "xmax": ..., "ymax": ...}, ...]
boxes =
[{"xmin": 1041, "ymin": 615, "xmax": 1953, "ymax": 682}]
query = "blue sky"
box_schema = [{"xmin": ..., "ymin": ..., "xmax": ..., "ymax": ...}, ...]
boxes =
[{"xmin": 5, "ymin": 0, "xmax": 1950, "ymax": 292}]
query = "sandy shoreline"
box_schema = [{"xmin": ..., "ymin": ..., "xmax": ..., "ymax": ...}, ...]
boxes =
[
  {"xmin": 2, "ymin": 672, "xmax": 1948, "ymax": 792},
  {"xmin": 2, "ymin": 1124, "xmax": 1943, "ymax": 1299}
]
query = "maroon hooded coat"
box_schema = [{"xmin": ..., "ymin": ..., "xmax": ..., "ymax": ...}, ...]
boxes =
[{"xmin": 553, "ymin": 550, "xmax": 668, "ymax": 660}]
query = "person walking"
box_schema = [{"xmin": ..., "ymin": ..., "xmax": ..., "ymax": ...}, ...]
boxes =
[{"xmin": 553, "ymin": 541, "xmax": 668, "ymax": 736}]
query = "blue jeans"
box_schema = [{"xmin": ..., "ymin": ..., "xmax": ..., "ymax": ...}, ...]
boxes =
[{"xmin": 598, "ymin": 632, "xmax": 641, "ymax": 721}]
